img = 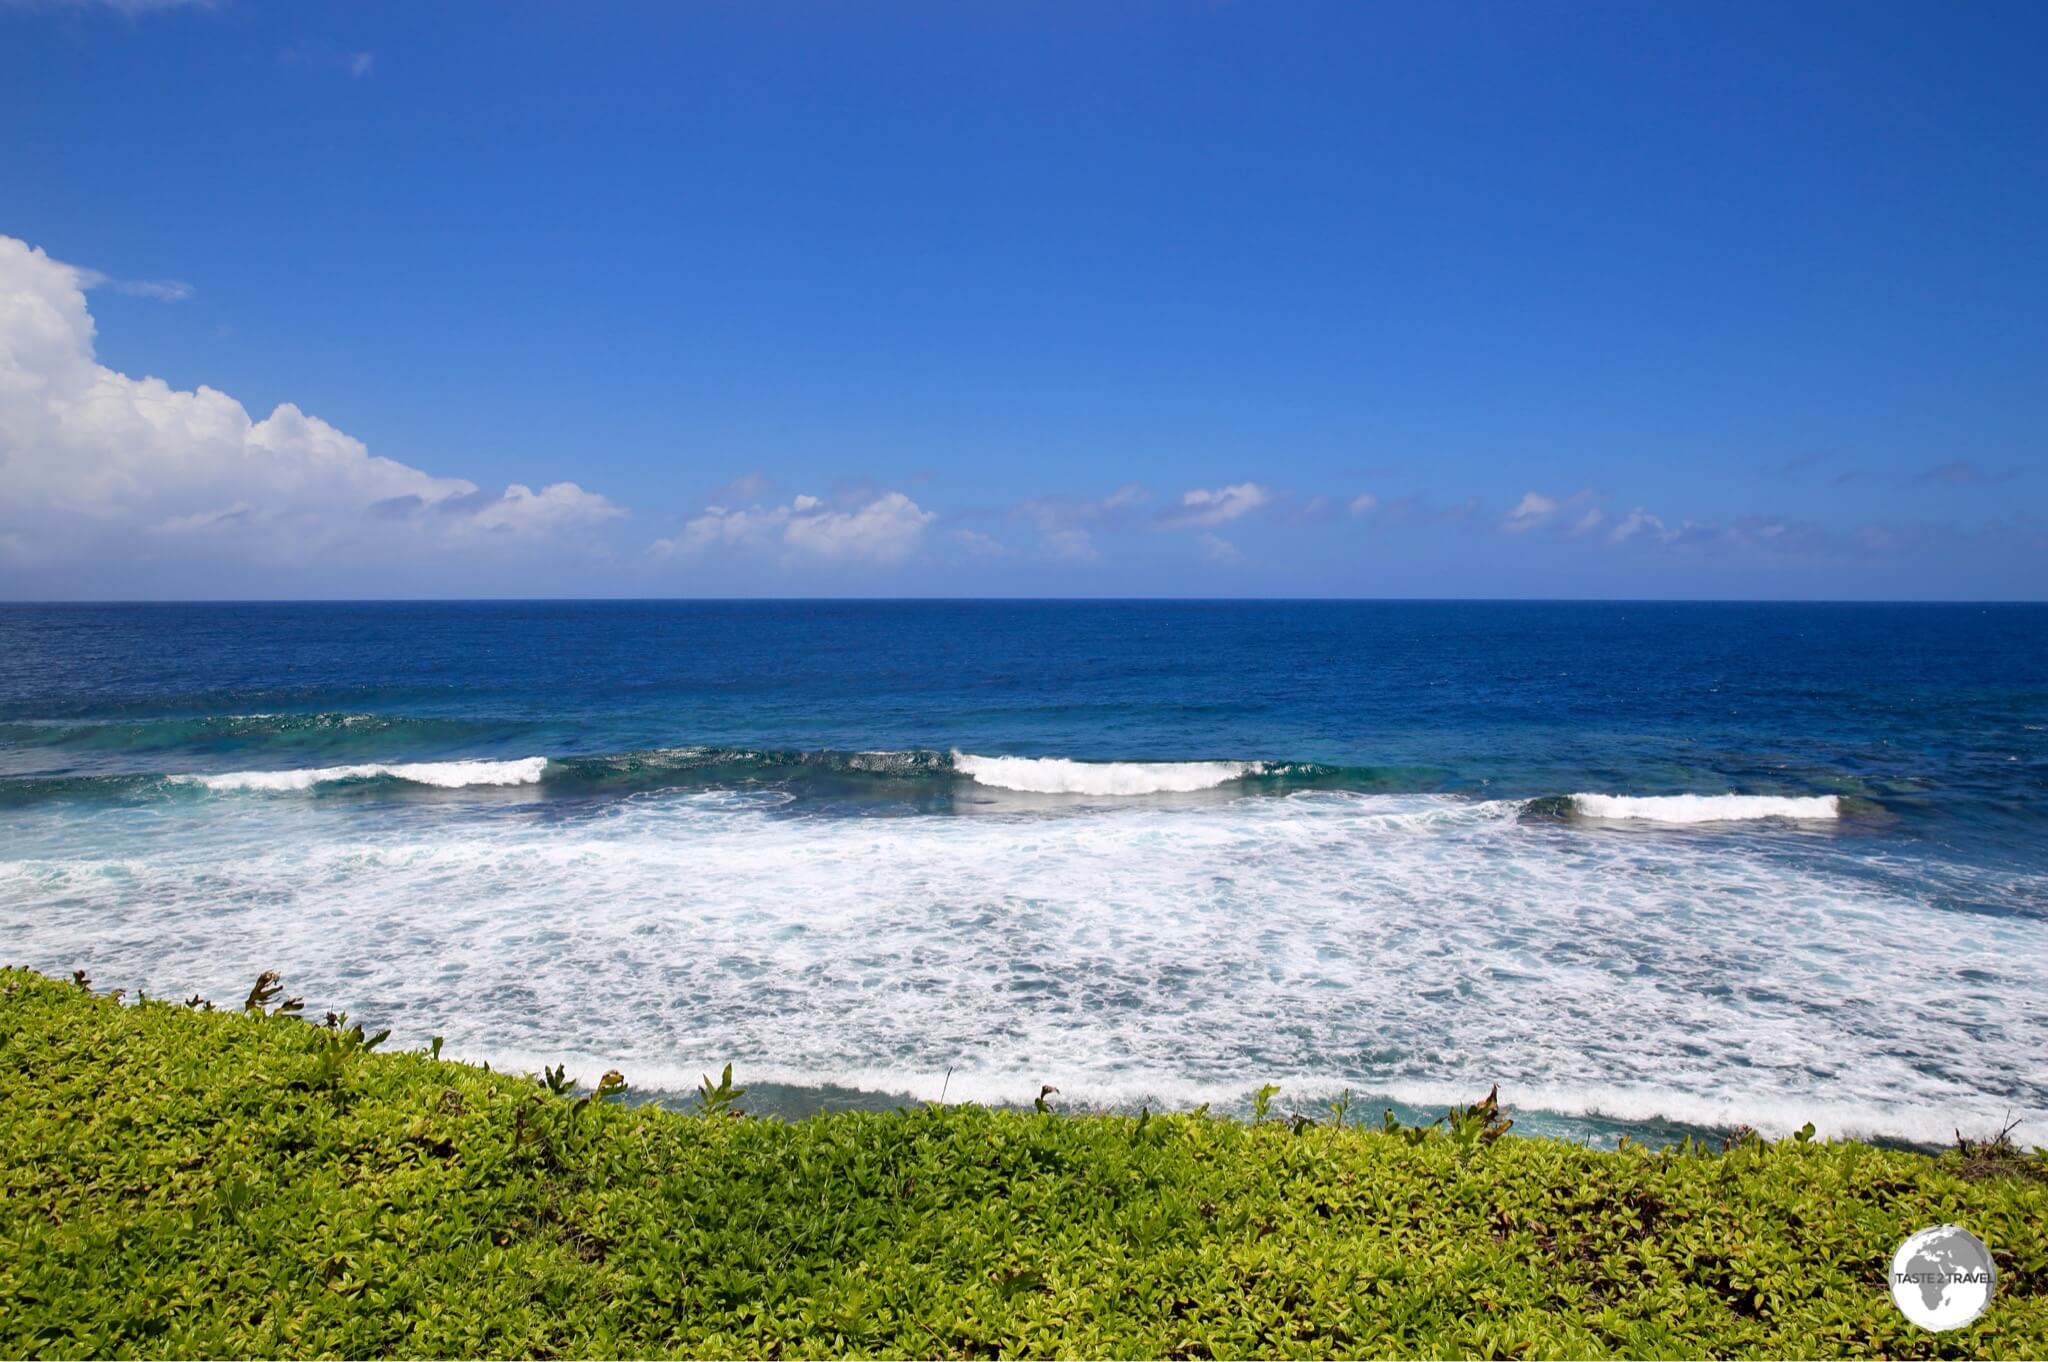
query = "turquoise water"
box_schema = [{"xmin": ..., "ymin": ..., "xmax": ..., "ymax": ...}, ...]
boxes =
[{"xmin": 1, "ymin": 601, "xmax": 2043, "ymax": 1145}]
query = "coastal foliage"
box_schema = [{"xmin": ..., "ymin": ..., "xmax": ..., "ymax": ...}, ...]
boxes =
[{"xmin": 1, "ymin": 967, "xmax": 2045, "ymax": 1359}]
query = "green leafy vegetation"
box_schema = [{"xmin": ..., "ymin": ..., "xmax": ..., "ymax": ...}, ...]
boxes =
[
  {"xmin": 1, "ymin": 966, "xmax": 2045, "ymax": 1358},
  {"xmin": 693, "ymin": 1062, "xmax": 742, "ymax": 1118}
]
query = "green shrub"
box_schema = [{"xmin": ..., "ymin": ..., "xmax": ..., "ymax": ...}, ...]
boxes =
[{"xmin": 0, "ymin": 967, "xmax": 2043, "ymax": 1358}]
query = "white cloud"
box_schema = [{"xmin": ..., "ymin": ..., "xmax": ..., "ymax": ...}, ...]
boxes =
[
  {"xmin": 1348, "ymin": 492, "xmax": 1377, "ymax": 515},
  {"xmin": 785, "ymin": 492, "xmax": 932, "ymax": 561},
  {"xmin": 655, "ymin": 490, "xmax": 933, "ymax": 564},
  {"xmin": 461, "ymin": 482, "xmax": 623, "ymax": 537},
  {"xmin": 1503, "ymin": 491, "xmax": 1561, "ymax": 533},
  {"xmin": 1609, "ymin": 507, "xmax": 1668, "ymax": 543},
  {"xmin": 1161, "ymin": 482, "xmax": 1272, "ymax": 529},
  {"xmin": 67, "ymin": 266, "xmax": 194, "ymax": 302},
  {"xmin": 952, "ymin": 528, "xmax": 1009, "ymax": 559},
  {"xmin": 0, "ymin": 235, "xmax": 621, "ymax": 572},
  {"xmin": 1570, "ymin": 507, "xmax": 1605, "ymax": 536},
  {"xmin": 656, "ymin": 503, "xmax": 780, "ymax": 555},
  {"xmin": 1198, "ymin": 532, "xmax": 1242, "ymax": 564},
  {"xmin": 346, "ymin": 51, "xmax": 374, "ymax": 78}
]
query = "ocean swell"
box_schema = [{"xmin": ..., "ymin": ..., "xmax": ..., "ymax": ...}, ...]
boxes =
[{"xmin": 0, "ymin": 711, "xmax": 508, "ymax": 753}]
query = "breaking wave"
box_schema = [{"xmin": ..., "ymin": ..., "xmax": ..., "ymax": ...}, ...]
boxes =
[
  {"xmin": 952, "ymin": 753, "xmax": 1257, "ymax": 795},
  {"xmin": 175, "ymin": 758, "xmax": 549, "ymax": 792},
  {"xmin": 0, "ymin": 741, "xmax": 1860, "ymax": 823},
  {"xmin": 1571, "ymin": 793, "xmax": 1842, "ymax": 823}
]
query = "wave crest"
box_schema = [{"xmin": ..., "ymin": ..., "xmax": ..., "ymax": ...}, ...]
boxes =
[
  {"xmin": 953, "ymin": 753, "xmax": 1253, "ymax": 795},
  {"xmin": 178, "ymin": 757, "xmax": 549, "ymax": 793},
  {"xmin": 1570, "ymin": 792, "xmax": 1840, "ymax": 823}
]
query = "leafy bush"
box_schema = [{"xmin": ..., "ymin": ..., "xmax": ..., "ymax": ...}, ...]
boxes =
[{"xmin": 1, "ymin": 967, "xmax": 2045, "ymax": 1358}]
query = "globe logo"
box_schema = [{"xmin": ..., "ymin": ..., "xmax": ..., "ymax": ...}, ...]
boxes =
[{"xmin": 1890, "ymin": 1225, "xmax": 1996, "ymax": 1331}]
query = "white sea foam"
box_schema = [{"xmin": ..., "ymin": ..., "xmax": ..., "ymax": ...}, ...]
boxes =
[
  {"xmin": 178, "ymin": 757, "xmax": 548, "ymax": 792},
  {"xmin": 3, "ymin": 788, "xmax": 2041, "ymax": 1147},
  {"xmin": 1571, "ymin": 792, "xmax": 1841, "ymax": 823},
  {"xmin": 954, "ymin": 752, "xmax": 1251, "ymax": 794}
]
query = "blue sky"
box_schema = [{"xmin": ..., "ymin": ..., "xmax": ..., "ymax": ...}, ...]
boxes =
[{"xmin": 1, "ymin": 0, "xmax": 2043, "ymax": 598}]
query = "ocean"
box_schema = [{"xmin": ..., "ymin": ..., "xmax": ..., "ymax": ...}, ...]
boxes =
[{"xmin": 1, "ymin": 600, "xmax": 2042, "ymax": 1147}]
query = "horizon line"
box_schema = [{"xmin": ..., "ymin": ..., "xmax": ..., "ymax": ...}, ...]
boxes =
[{"xmin": 3, "ymin": 596, "xmax": 2044, "ymax": 608}]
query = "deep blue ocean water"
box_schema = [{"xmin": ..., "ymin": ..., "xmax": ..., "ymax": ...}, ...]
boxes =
[{"xmin": 2, "ymin": 601, "xmax": 2043, "ymax": 1145}]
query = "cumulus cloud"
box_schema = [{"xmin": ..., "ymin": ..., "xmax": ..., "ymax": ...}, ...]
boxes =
[
  {"xmin": 653, "ymin": 490, "xmax": 934, "ymax": 564},
  {"xmin": 0, "ymin": 235, "xmax": 621, "ymax": 572},
  {"xmin": 1505, "ymin": 488, "xmax": 1609, "ymax": 536},
  {"xmin": 1609, "ymin": 507, "xmax": 1669, "ymax": 544},
  {"xmin": 654, "ymin": 502, "xmax": 783, "ymax": 555},
  {"xmin": 1159, "ymin": 482, "xmax": 1272, "ymax": 529},
  {"xmin": 1348, "ymin": 492, "xmax": 1377, "ymax": 515},
  {"xmin": 461, "ymin": 481, "xmax": 621, "ymax": 536},
  {"xmin": 786, "ymin": 492, "xmax": 932, "ymax": 561},
  {"xmin": 1198, "ymin": 532, "xmax": 1243, "ymax": 564},
  {"xmin": 1502, "ymin": 491, "xmax": 1560, "ymax": 534}
]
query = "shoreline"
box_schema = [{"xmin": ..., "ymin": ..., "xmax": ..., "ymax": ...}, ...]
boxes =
[
  {"xmin": 6, "ymin": 961, "xmax": 2009, "ymax": 1154},
  {"xmin": 477, "ymin": 1068, "xmax": 1935, "ymax": 1155}
]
